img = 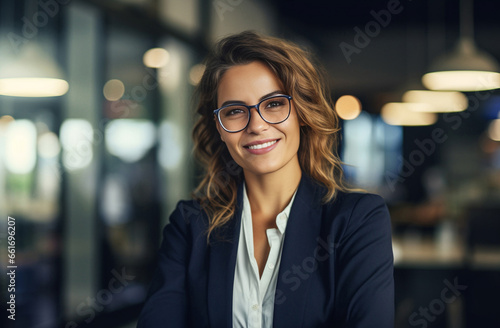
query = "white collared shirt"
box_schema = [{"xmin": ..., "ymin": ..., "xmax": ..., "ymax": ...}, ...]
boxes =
[{"xmin": 232, "ymin": 183, "xmax": 297, "ymax": 328}]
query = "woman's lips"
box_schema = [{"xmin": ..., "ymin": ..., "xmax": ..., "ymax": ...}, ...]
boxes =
[
  {"xmin": 247, "ymin": 140, "xmax": 277, "ymax": 149},
  {"xmin": 244, "ymin": 139, "xmax": 280, "ymax": 154}
]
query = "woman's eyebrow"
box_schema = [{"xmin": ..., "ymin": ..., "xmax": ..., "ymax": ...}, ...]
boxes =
[
  {"xmin": 259, "ymin": 90, "xmax": 285, "ymax": 101},
  {"xmin": 219, "ymin": 90, "xmax": 285, "ymax": 107}
]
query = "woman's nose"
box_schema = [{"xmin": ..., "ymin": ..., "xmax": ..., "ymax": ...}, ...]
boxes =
[{"xmin": 245, "ymin": 107, "xmax": 269, "ymax": 133}]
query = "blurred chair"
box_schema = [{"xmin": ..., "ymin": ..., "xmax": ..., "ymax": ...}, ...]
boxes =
[{"xmin": 466, "ymin": 205, "xmax": 500, "ymax": 250}]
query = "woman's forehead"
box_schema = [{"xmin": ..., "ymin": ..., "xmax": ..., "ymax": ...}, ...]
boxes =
[{"xmin": 216, "ymin": 62, "xmax": 284, "ymax": 106}]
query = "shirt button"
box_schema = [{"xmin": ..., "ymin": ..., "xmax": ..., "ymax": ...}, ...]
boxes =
[
  {"xmin": 252, "ymin": 304, "xmax": 259, "ymax": 311},
  {"xmin": 268, "ymin": 263, "xmax": 275, "ymax": 269}
]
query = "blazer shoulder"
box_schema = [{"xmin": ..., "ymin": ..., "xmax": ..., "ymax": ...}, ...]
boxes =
[
  {"xmin": 328, "ymin": 190, "xmax": 387, "ymax": 214},
  {"xmin": 168, "ymin": 199, "xmax": 210, "ymax": 231},
  {"xmin": 321, "ymin": 191, "xmax": 390, "ymax": 242}
]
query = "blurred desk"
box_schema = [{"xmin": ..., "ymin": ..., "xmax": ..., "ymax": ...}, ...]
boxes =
[
  {"xmin": 393, "ymin": 236, "xmax": 464, "ymax": 269},
  {"xmin": 392, "ymin": 237, "xmax": 500, "ymax": 270},
  {"xmin": 467, "ymin": 247, "xmax": 500, "ymax": 270}
]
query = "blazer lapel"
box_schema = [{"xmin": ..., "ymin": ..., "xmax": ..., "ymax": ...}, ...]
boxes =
[
  {"xmin": 207, "ymin": 182, "xmax": 243, "ymax": 328},
  {"xmin": 273, "ymin": 174, "xmax": 324, "ymax": 328}
]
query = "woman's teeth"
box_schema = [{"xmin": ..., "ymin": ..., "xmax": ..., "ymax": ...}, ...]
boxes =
[{"xmin": 248, "ymin": 140, "xmax": 277, "ymax": 150}]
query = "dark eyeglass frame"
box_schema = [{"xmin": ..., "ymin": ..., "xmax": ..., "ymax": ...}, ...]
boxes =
[{"xmin": 213, "ymin": 94, "xmax": 293, "ymax": 133}]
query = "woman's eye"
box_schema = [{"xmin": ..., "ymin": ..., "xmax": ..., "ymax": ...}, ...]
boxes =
[
  {"xmin": 266, "ymin": 101, "xmax": 284, "ymax": 108},
  {"xmin": 224, "ymin": 107, "xmax": 246, "ymax": 116}
]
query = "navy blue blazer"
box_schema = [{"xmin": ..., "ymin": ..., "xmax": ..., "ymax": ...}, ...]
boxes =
[{"xmin": 138, "ymin": 174, "xmax": 394, "ymax": 327}]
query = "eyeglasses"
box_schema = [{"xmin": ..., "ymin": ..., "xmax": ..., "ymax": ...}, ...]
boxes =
[{"xmin": 213, "ymin": 95, "xmax": 292, "ymax": 133}]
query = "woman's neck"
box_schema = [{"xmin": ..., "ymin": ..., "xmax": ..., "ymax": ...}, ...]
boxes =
[{"xmin": 243, "ymin": 159, "xmax": 302, "ymax": 221}]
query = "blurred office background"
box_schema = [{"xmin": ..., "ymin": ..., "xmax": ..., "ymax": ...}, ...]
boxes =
[{"xmin": 0, "ymin": 0, "xmax": 499, "ymax": 327}]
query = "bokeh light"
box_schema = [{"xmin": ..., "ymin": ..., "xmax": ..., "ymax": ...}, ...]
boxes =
[
  {"xmin": 189, "ymin": 64, "xmax": 206, "ymax": 86},
  {"xmin": 381, "ymin": 103, "xmax": 438, "ymax": 126},
  {"xmin": 488, "ymin": 119, "xmax": 500, "ymax": 141},
  {"xmin": 143, "ymin": 48, "xmax": 170, "ymax": 68},
  {"xmin": 103, "ymin": 79, "xmax": 125, "ymax": 101},
  {"xmin": 335, "ymin": 95, "xmax": 362, "ymax": 120}
]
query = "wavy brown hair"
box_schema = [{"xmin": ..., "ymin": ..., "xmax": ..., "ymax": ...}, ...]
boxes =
[{"xmin": 192, "ymin": 31, "xmax": 349, "ymax": 241}]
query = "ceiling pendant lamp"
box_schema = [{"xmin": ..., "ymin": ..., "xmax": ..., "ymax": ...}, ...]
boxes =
[
  {"xmin": 0, "ymin": 0, "xmax": 68, "ymax": 97},
  {"xmin": 0, "ymin": 43, "xmax": 69, "ymax": 97},
  {"xmin": 422, "ymin": 0, "xmax": 500, "ymax": 91},
  {"xmin": 402, "ymin": 90, "xmax": 468, "ymax": 112}
]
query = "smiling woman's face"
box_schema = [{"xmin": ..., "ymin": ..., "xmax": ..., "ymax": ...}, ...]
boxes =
[{"xmin": 215, "ymin": 61, "xmax": 301, "ymax": 178}]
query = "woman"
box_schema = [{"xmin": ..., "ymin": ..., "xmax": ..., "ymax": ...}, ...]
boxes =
[{"xmin": 138, "ymin": 31, "xmax": 394, "ymax": 327}]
